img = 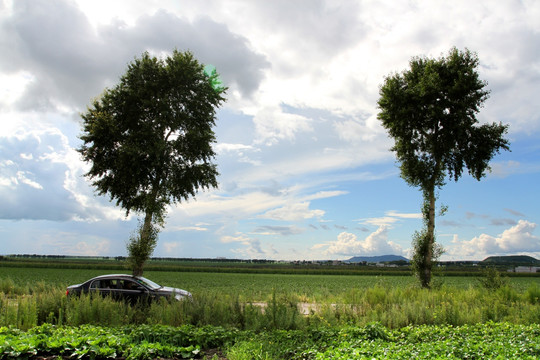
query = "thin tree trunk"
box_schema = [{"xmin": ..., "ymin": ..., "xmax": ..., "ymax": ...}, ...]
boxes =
[
  {"xmin": 422, "ymin": 186, "xmax": 436, "ymax": 288},
  {"xmin": 131, "ymin": 182, "xmax": 161, "ymax": 276},
  {"xmin": 142, "ymin": 210, "xmax": 153, "ymax": 246},
  {"xmin": 131, "ymin": 210, "xmax": 155, "ymax": 277}
]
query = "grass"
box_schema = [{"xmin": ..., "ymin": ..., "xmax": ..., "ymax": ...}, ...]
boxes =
[
  {"xmin": 1, "ymin": 275, "xmax": 539, "ymax": 331},
  {"xmin": 0, "ymin": 265, "xmax": 539, "ymax": 330},
  {"xmin": 1, "ymin": 266, "xmax": 539, "ymax": 300},
  {"xmin": 0, "ymin": 264, "xmax": 539, "ymax": 359}
]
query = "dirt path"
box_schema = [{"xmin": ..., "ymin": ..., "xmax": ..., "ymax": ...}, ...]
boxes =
[{"xmin": 249, "ymin": 302, "xmax": 337, "ymax": 315}]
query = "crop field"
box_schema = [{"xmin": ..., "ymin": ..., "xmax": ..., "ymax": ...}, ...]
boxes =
[
  {"xmin": 0, "ymin": 261, "xmax": 539, "ymax": 359},
  {"xmin": 2, "ymin": 322, "xmax": 540, "ymax": 359},
  {"xmin": 2, "ymin": 264, "xmax": 539, "ymax": 297}
]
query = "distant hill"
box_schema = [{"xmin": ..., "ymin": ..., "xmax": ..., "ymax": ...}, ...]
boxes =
[
  {"xmin": 346, "ymin": 255, "xmax": 409, "ymax": 263},
  {"xmin": 480, "ymin": 255, "xmax": 539, "ymax": 265}
]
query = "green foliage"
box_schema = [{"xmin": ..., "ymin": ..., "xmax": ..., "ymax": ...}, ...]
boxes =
[
  {"xmin": 126, "ymin": 220, "xmax": 159, "ymax": 276},
  {"xmin": 526, "ymin": 283, "xmax": 540, "ymax": 304},
  {"xmin": 0, "ymin": 324, "xmax": 208, "ymax": 359},
  {"xmin": 225, "ymin": 323, "xmax": 540, "ymax": 360},
  {"xmin": 478, "ymin": 267, "xmax": 509, "ymax": 290},
  {"xmin": 411, "ymin": 227, "xmax": 445, "ymax": 288},
  {"xmin": 377, "ymin": 47, "xmax": 510, "ymax": 287},
  {"xmin": 377, "ymin": 47, "xmax": 509, "ymax": 188},
  {"xmin": 2, "ymin": 277, "xmax": 540, "ymax": 331},
  {"xmin": 79, "ymin": 49, "xmax": 226, "ymax": 274},
  {"xmin": 1, "ymin": 265, "xmax": 538, "ymax": 298},
  {"xmin": 1, "ymin": 273, "xmax": 540, "ymax": 359},
  {"xmin": 1, "ymin": 267, "xmax": 539, "ymax": 335},
  {"xmin": 79, "ymin": 50, "xmax": 226, "ymax": 217},
  {"xmin": 410, "ymin": 228, "xmax": 432, "ymax": 287},
  {"xmin": 410, "ymin": 198, "xmax": 445, "ymax": 288}
]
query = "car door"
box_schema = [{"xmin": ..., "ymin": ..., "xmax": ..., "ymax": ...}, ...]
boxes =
[
  {"xmin": 117, "ymin": 279, "xmax": 149, "ymax": 304},
  {"xmin": 89, "ymin": 279, "xmax": 114, "ymax": 298}
]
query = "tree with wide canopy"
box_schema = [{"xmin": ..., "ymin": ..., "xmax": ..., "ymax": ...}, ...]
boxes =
[
  {"xmin": 79, "ymin": 50, "xmax": 226, "ymax": 275},
  {"xmin": 377, "ymin": 48, "xmax": 510, "ymax": 287}
]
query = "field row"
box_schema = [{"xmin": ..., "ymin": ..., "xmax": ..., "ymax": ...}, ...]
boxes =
[
  {"xmin": 1, "ymin": 267, "xmax": 539, "ymax": 331},
  {"xmin": 2, "ymin": 322, "xmax": 539, "ymax": 359},
  {"xmin": 1, "ymin": 266, "xmax": 540, "ymax": 301}
]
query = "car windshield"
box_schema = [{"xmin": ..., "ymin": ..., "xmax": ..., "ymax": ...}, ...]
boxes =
[{"xmin": 136, "ymin": 276, "xmax": 162, "ymax": 290}]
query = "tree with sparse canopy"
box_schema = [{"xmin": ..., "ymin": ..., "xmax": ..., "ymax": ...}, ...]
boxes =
[
  {"xmin": 377, "ymin": 48, "xmax": 510, "ymax": 288},
  {"xmin": 79, "ymin": 50, "xmax": 226, "ymax": 276}
]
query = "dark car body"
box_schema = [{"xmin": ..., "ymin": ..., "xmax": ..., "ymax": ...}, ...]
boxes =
[{"xmin": 66, "ymin": 274, "xmax": 192, "ymax": 304}]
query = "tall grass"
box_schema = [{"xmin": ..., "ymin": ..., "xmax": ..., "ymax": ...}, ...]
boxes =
[{"xmin": 1, "ymin": 280, "xmax": 539, "ymax": 331}]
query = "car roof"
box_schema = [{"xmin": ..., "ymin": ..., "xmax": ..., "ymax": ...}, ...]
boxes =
[{"xmin": 89, "ymin": 274, "xmax": 139, "ymax": 281}]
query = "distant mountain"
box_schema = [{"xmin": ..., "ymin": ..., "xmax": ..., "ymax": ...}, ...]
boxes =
[
  {"xmin": 480, "ymin": 255, "xmax": 539, "ymax": 265},
  {"xmin": 345, "ymin": 255, "xmax": 409, "ymax": 263}
]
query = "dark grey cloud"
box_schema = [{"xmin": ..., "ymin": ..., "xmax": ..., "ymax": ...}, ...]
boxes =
[
  {"xmin": 125, "ymin": 11, "xmax": 269, "ymax": 97},
  {"xmin": 0, "ymin": 0, "xmax": 268, "ymax": 112}
]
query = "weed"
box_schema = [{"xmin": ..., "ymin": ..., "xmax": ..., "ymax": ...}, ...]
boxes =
[
  {"xmin": 478, "ymin": 267, "xmax": 508, "ymax": 290},
  {"xmin": 525, "ymin": 283, "xmax": 540, "ymax": 304}
]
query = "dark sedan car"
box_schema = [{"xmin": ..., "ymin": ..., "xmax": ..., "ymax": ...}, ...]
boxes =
[{"xmin": 66, "ymin": 274, "xmax": 192, "ymax": 303}]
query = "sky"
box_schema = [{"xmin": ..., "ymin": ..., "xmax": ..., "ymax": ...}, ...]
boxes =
[{"xmin": 1, "ymin": 0, "xmax": 539, "ymax": 261}]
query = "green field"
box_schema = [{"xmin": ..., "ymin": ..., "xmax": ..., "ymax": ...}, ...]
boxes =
[
  {"xmin": 2, "ymin": 264, "xmax": 540, "ymax": 302},
  {"xmin": 1, "ymin": 260, "xmax": 539, "ymax": 359}
]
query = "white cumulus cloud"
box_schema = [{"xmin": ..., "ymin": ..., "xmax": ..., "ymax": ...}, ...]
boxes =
[
  {"xmin": 316, "ymin": 226, "xmax": 403, "ymax": 256},
  {"xmin": 360, "ymin": 210, "xmax": 422, "ymax": 227},
  {"xmin": 220, "ymin": 232, "xmax": 268, "ymax": 258},
  {"xmin": 448, "ymin": 220, "xmax": 540, "ymax": 258}
]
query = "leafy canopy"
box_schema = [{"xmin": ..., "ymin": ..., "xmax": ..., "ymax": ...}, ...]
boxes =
[
  {"xmin": 377, "ymin": 48, "xmax": 509, "ymax": 288},
  {"xmin": 79, "ymin": 50, "xmax": 226, "ymax": 220},
  {"xmin": 377, "ymin": 47, "xmax": 509, "ymax": 190}
]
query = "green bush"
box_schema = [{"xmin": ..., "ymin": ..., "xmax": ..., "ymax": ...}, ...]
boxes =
[
  {"xmin": 525, "ymin": 283, "xmax": 540, "ymax": 304},
  {"xmin": 478, "ymin": 267, "xmax": 508, "ymax": 290}
]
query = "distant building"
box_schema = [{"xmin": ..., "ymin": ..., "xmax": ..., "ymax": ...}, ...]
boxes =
[
  {"xmin": 512, "ymin": 266, "xmax": 540, "ymax": 273},
  {"xmin": 375, "ymin": 262, "xmax": 398, "ymax": 268}
]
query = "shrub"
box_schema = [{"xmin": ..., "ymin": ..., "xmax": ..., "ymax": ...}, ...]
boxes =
[
  {"xmin": 478, "ymin": 267, "xmax": 508, "ymax": 290},
  {"xmin": 525, "ymin": 283, "xmax": 540, "ymax": 304}
]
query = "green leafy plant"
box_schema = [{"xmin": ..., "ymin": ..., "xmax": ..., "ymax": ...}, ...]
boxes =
[{"xmin": 478, "ymin": 267, "xmax": 508, "ymax": 290}]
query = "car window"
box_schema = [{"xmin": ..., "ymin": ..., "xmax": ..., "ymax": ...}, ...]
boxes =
[
  {"xmin": 111, "ymin": 280, "xmax": 120, "ymax": 289},
  {"xmin": 90, "ymin": 279, "xmax": 112, "ymax": 289},
  {"xmin": 121, "ymin": 280, "xmax": 144, "ymax": 291},
  {"xmin": 136, "ymin": 276, "xmax": 161, "ymax": 290}
]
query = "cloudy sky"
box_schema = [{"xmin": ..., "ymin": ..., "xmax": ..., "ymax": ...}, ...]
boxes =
[{"xmin": 1, "ymin": 0, "xmax": 539, "ymax": 261}]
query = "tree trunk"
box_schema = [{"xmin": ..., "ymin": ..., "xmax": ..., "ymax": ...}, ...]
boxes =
[
  {"xmin": 131, "ymin": 210, "xmax": 155, "ymax": 277},
  {"xmin": 422, "ymin": 186, "xmax": 436, "ymax": 288},
  {"xmin": 130, "ymin": 182, "xmax": 161, "ymax": 277}
]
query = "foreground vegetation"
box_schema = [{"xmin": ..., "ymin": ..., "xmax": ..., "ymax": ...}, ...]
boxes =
[
  {"xmin": 1, "ymin": 322, "xmax": 539, "ymax": 359},
  {"xmin": 1, "ymin": 280, "xmax": 539, "ymax": 331},
  {"xmin": 0, "ymin": 262, "xmax": 539, "ymax": 358}
]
